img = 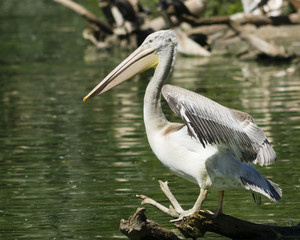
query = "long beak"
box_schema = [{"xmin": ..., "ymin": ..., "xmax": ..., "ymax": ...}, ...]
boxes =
[{"xmin": 83, "ymin": 45, "xmax": 159, "ymax": 101}]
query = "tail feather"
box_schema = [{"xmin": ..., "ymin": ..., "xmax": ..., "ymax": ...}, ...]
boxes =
[
  {"xmin": 241, "ymin": 176, "xmax": 282, "ymax": 202},
  {"xmin": 266, "ymin": 179, "xmax": 282, "ymax": 201}
]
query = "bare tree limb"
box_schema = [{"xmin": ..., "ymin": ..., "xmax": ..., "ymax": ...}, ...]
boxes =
[{"xmin": 53, "ymin": 0, "xmax": 113, "ymax": 34}]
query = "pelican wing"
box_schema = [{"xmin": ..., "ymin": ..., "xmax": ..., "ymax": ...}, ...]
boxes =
[{"xmin": 162, "ymin": 84, "xmax": 276, "ymax": 165}]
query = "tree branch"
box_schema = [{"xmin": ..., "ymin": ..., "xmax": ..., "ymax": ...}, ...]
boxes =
[
  {"xmin": 175, "ymin": 210, "xmax": 300, "ymax": 240},
  {"xmin": 120, "ymin": 208, "xmax": 300, "ymax": 240},
  {"xmin": 53, "ymin": 0, "xmax": 112, "ymax": 34},
  {"xmin": 120, "ymin": 208, "xmax": 180, "ymax": 240}
]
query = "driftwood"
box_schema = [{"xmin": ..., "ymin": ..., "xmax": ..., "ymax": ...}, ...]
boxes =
[
  {"xmin": 120, "ymin": 208, "xmax": 180, "ymax": 240},
  {"xmin": 120, "ymin": 208, "xmax": 300, "ymax": 240}
]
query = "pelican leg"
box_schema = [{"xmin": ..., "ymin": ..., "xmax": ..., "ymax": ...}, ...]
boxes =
[
  {"xmin": 215, "ymin": 191, "xmax": 224, "ymax": 216},
  {"xmin": 137, "ymin": 181, "xmax": 209, "ymax": 222},
  {"xmin": 170, "ymin": 188, "xmax": 208, "ymax": 222},
  {"xmin": 159, "ymin": 180, "xmax": 184, "ymax": 213},
  {"xmin": 191, "ymin": 188, "xmax": 208, "ymax": 213},
  {"xmin": 136, "ymin": 180, "xmax": 183, "ymax": 218},
  {"xmin": 136, "ymin": 180, "xmax": 184, "ymax": 218},
  {"xmin": 136, "ymin": 194, "xmax": 179, "ymax": 218}
]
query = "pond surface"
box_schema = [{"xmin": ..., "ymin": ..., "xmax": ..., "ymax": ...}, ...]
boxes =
[{"xmin": 1, "ymin": 1, "xmax": 300, "ymax": 239}]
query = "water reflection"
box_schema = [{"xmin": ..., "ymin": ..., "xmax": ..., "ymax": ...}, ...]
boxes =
[{"xmin": 1, "ymin": 1, "xmax": 300, "ymax": 239}]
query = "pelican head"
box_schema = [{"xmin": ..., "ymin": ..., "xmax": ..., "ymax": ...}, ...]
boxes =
[{"xmin": 83, "ymin": 30, "xmax": 177, "ymax": 101}]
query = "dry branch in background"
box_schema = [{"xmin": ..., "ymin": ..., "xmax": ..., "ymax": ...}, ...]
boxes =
[
  {"xmin": 54, "ymin": 0, "xmax": 300, "ymax": 59},
  {"xmin": 53, "ymin": 0, "xmax": 112, "ymax": 34}
]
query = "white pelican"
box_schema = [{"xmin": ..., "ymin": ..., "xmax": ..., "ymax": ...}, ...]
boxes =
[{"xmin": 83, "ymin": 30, "xmax": 282, "ymax": 220}]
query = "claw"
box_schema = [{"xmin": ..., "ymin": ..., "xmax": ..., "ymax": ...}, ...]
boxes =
[
  {"xmin": 170, "ymin": 209, "xmax": 197, "ymax": 222},
  {"xmin": 170, "ymin": 214, "xmax": 186, "ymax": 222}
]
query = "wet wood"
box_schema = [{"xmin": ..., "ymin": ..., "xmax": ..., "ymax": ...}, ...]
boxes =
[
  {"xmin": 120, "ymin": 208, "xmax": 180, "ymax": 240},
  {"xmin": 120, "ymin": 208, "xmax": 300, "ymax": 240},
  {"xmin": 175, "ymin": 210, "xmax": 300, "ymax": 240}
]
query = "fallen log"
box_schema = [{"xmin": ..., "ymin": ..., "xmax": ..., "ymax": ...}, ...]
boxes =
[{"xmin": 120, "ymin": 208, "xmax": 300, "ymax": 240}]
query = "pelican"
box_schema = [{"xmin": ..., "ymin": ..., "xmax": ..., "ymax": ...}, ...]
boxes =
[{"xmin": 83, "ymin": 30, "xmax": 282, "ymax": 220}]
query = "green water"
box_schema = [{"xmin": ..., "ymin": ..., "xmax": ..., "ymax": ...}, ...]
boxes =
[{"xmin": 1, "ymin": 1, "xmax": 300, "ymax": 239}]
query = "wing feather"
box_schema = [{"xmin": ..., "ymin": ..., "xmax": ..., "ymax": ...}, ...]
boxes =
[{"xmin": 162, "ymin": 84, "xmax": 276, "ymax": 165}]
